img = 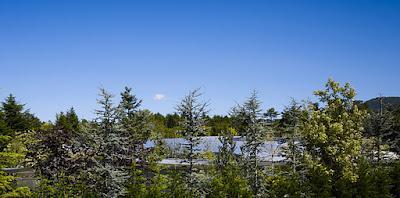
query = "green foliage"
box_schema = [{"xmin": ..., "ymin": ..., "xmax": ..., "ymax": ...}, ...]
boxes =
[
  {"xmin": 209, "ymin": 130, "xmax": 252, "ymax": 198},
  {"xmin": 390, "ymin": 160, "xmax": 400, "ymax": 197},
  {"xmin": 175, "ymin": 89, "xmax": 210, "ymax": 197},
  {"xmin": 55, "ymin": 108, "xmax": 80, "ymax": 132},
  {"xmin": 0, "ymin": 132, "xmax": 32, "ymax": 197},
  {"xmin": 232, "ymin": 91, "xmax": 270, "ymax": 196},
  {"xmin": 1, "ymin": 81, "xmax": 400, "ymax": 197},
  {"xmin": 1, "ymin": 95, "xmax": 41, "ymax": 133},
  {"xmin": 90, "ymin": 88, "xmax": 130, "ymax": 197},
  {"xmin": 355, "ymin": 158, "xmax": 392, "ymax": 198},
  {"xmin": 300, "ymin": 79, "xmax": 367, "ymax": 197}
]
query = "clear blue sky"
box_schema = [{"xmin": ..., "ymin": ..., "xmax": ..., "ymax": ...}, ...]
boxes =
[{"xmin": 0, "ymin": 0, "xmax": 399, "ymax": 121}]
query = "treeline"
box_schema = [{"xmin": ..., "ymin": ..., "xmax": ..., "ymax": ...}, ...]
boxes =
[{"xmin": 0, "ymin": 79, "xmax": 399, "ymax": 197}]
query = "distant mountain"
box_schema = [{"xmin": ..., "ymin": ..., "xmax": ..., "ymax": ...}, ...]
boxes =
[{"xmin": 364, "ymin": 97, "xmax": 400, "ymax": 111}]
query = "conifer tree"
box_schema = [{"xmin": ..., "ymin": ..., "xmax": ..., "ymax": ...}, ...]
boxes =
[
  {"xmin": 55, "ymin": 107, "xmax": 80, "ymax": 132},
  {"xmin": 232, "ymin": 91, "xmax": 268, "ymax": 196},
  {"xmin": 176, "ymin": 89, "xmax": 209, "ymax": 197},
  {"xmin": 364, "ymin": 96, "xmax": 396, "ymax": 162},
  {"xmin": 118, "ymin": 87, "xmax": 166, "ymax": 197},
  {"xmin": 209, "ymin": 130, "xmax": 252, "ymax": 198},
  {"xmin": 1, "ymin": 94, "xmax": 40, "ymax": 133},
  {"xmin": 281, "ymin": 100, "xmax": 303, "ymax": 173},
  {"xmin": 92, "ymin": 88, "xmax": 130, "ymax": 197}
]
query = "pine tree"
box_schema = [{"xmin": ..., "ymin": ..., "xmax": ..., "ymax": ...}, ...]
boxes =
[
  {"xmin": 176, "ymin": 89, "xmax": 209, "ymax": 197},
  {"xmin": 232, "ymin": 91, "xmax": 268, "ymax": 196}
]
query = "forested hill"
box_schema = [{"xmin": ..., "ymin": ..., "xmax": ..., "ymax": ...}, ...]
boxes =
[{"xmin": 364, "ymin": 97, "xmax": 400, "ymax": 111}]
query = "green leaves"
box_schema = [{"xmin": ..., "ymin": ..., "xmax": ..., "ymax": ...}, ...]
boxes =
[{"xmin": 300, "ymin": 79, "xmax": 367, "ymax": 197}]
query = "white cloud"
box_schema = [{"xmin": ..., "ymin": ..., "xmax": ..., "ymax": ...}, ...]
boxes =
[{"xmin": 154, "ymin": 94, "xmax": 166, "ymax": 101}]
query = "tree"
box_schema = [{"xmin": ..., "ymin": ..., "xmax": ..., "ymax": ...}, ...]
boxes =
[
  {"xmin": 0, "ymin": 132, "xmax": 32, "ymax": 197},
  {"xmin": 280, "ymin": 100, "xmax": 303, "ymax": 172},
  {"xmin": 165, "ymin": 113, "xmax": 180, "ymax": 129},
  {"xmin": 119, "ymin": 87, "xmax": 142, "ymax": 117},
  {"xmin": 300, "ymin": 79, "xmax": 367, "ymax": 197},
  {"xmin": 209, "ymin": 129, "xmax": 252, "ymax": 198},
  {"xmin": 176, "ymin": 89, "xmax": 209, "ymax": 197},
  {"xmin": 264, "ymin": 108, "xmax": 278, "ymax": 124},
  {"xmin": 55, "ymin": 108, "xmax": 80, "ymax": 132},
  {"xmin": 364, "ymin": 96, "xmax": 396, "ymax": 162},
  {"xmin": 117, "ymin": 87, "xmax": 166, "ymax": 197},
  {"xmin": 1, "ymin": 95, "xmax": 40, "ymax": 133},
  {"xmin": 91, "ymin": 88, "xmax": 130, "ymax": 197},
  {"xmin": 231, "ymin": 91, "xmax": 269, "ymax": 196},
  {"xmin": 206, "ymin": 115, "xmax": 233, "ymax": 136}
]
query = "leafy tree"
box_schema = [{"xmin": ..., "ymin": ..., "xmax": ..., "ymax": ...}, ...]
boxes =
[
  {"xmin": 152, "ymin": 113, "xmax": 181, "ymax": 138},
  {"xmin": 26, "ymin": 110, "xmax": 89, "ymax": 197},
  {"xmin": 206, "ymin": 115, "xmax": 233, "ymax": 136},
  {"xmin": 300, "ymin": 79, "xmax": 367, "ymax": 197},
  {"xmin": 0, "ymin": 132, "xmax": 32, "ymax": 197},
  {"xmin": 165, "ymin": 113, "xmax": 180, "ymax": 129}
]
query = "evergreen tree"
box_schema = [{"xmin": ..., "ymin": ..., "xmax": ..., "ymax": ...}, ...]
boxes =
[
  {"xmin": 1, "ymin": 94, "xmax": 40, "ymax": 133},
  {"xmin": 55, "ymin": 107, "xmax": 80, "ymax": 132},
  {"xmin": 119, "ymin": 87, "xmax": 142, "ymax": 117},
  {"xmin": 176, "ymin": 89, "xmax": 209, "ymax": 197},
  {"xmin": 232, "ymin": 91, "xmax": 269, "ymax": 196},
  {"xmin": 280, "ymin": 100, "xmax": 304, "ymax": 173},
  {"xmin": 92, "ymin": 88, "xmax": 130, "ymax": 197},
  {"xmin": 209, "ymin": 130, "xmax": 252, "ymax": 198},
  {"xmin": 364, "ymin": 97, "xmax": 396, "ymax": 162},
  {"xmin": 118, "ymin": 87, "xmax": 167, "ymax": 197}
]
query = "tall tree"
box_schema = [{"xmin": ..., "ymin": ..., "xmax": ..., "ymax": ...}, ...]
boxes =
[
  {"xmin": 92, "ymin": 88, "xmax": 130, "ymax": 197},
  {"xmin": 119, "ymin": 87, "xmax": 142, "ymax": 117},
  {"xmin": 209, "ymin": 130, "xmax": 252, "ymax": 198},
  {"xmin": 364, "ymin": 97, "xmax": 396, "ymax": 162},
  {"xmin": 55, "ymin": 107, "xmax": 80, "ymax": 132},
  {"xmin": 232, "ymin": 91, "xmax": 268, "ymax": 196},
  {"xmin": 117, "ymin": 87, "xmax": 166, "ymax": 197},
  {"xmin": 1, "ymin": 95, "xmax": 40, "ymax": 134},
  {"xmin": 300, "ymin": 79, "xmax": 367, "ymax": 197},
  {"xmin": 281, "ymin": 99, "xmax": 303, "ymax": 173},
  {"xmin": 176, "ymin": 89, "xmax": 209, "ymax": 197}
]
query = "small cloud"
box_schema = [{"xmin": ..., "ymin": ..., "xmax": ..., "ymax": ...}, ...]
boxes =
[{"xmin": 154, "ymin": 94, "xmax": 166, "ymax": 101}]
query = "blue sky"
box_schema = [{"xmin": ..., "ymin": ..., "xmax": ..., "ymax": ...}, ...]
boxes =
[{"xmin": 0, "ymin": 0, "xmax": 399, "ymax": 121}]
